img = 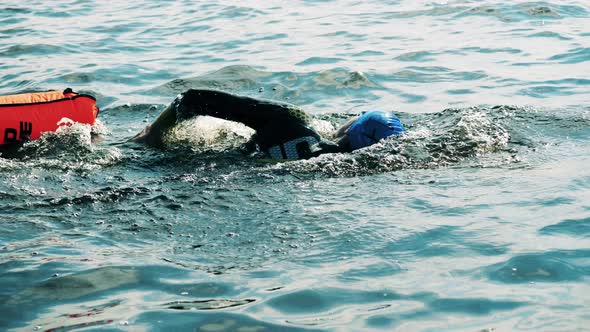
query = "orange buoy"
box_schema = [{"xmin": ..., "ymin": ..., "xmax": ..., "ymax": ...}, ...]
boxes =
[{"xmin": 0, "ymin": 88, "xmax": 99, "ymax": 145}]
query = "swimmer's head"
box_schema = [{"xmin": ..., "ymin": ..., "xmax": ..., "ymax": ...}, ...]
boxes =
[{"xmin": 346, "ymin": 110, "xmax": 404, "ymax": 150}]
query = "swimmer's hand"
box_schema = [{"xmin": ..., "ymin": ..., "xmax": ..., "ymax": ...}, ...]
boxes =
[
  {"xmin": 131, "ymin": 124, "xmax": 161, "ymax": 146},
  {"xmin": 132, "ymin": 104, "xmax": 177, "ymax": 148},
  {"xmin": 131, "ymin": 126, "xmax": 147, "ymax": 142}
]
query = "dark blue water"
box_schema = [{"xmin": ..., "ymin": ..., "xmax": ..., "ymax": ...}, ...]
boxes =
[{"xmin": 1, "ymin": 1, "xmax": 589, "ymax": 331}]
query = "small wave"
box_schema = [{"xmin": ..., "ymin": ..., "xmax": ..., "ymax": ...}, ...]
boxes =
[
  {"xmin": 528, "ymin": 31, "xmax": 573, "ymax": 40},
  {"xmin": 147, "ymin": 65, "xmax": 384, "ymax": 109},
  {"xmin": 478, "ymin": 249, "xmax": 590, "ymax": 283},
  {"xmin": 0, "ymin": 44, "xmax": 70, "ymax": 57},
  {"xmin": 394, "ymin": 51, "xmax": 435, "ymax": 62},
  {"xmin": 164, "ymin": 298, "xmax": 255, "ymax": 310},
  {"xmin": 0, "ymin": 7, "xmax": 32, "ymax": 14},
  {"xmin": 266, "ymin": 288, "xmax": 527, "ymax": 318},
  {"xmin": 7, "ymin": 266, "xmax": 139, "ymax": 305},
  {"xmin": 539, "ymin": 217, "xmax": 590, "ymax": 237},
  {"xmin": 455, "ymin": 2, "xmax": 578, "ymax": 21},
  {"xmin": 548, "ymin": 47, "xmax": 590, "ymax": 64},
  {"xmin": 296, "ymin": 56, "xmax": 343, "ymax": 66},
  {"xmin": 377, "ymin": 66, "xmax": 488, "ymax": 83}
]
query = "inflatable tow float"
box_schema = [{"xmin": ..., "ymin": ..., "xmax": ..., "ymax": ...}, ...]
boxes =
[{"xmin": 0, "ymin": 88, "xmax": 99, "ymax": 145}]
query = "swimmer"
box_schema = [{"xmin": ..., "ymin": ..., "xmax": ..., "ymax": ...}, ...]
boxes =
[{"xmin": 133, "ymin": 89, "xmax": 404, "ymax": 160}]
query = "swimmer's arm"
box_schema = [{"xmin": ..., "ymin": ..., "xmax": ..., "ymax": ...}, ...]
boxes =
[
  {"xmin": 177, "ymin": 89, "xmax": 309, "ymax": 131},
  {"xmin": 131, "ymin": 104, "xmax": 175, "ymax": 147},
  {"xmin": 133, "ymin": 89, "xmax": 312, "ymax": 148}
]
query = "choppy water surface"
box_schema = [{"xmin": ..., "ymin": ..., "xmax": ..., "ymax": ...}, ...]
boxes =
[{"xmin": 1, "ymin": 1, "xmax": 590, "ymax": 331}]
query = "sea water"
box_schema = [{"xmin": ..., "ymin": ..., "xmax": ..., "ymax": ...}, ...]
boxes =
[{"xmin": 1, "ymin": 1, "xmax": 589, "ymax": 331}]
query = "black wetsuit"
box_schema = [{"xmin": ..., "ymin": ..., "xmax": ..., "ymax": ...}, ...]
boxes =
[{"xmin": 174, "ymin": 89, "xmax": 343, "ymax": 159}]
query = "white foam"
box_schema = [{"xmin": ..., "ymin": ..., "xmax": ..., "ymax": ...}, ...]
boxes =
[{"xmin": 165, "ymin": 116, "xmax": 255, "ymax": 148}]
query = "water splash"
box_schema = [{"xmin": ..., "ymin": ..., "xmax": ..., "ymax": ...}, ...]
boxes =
[
  {"xmin": 0, "ymin": 121, "xmax": 122, "ymax": 172},
  {"xmin": 163, "ymin": 116, "xmax": 254, "ymax": 153},
  {"xmin": 275, "ymin": 106, "xmax": 516, "ymax": 177}
]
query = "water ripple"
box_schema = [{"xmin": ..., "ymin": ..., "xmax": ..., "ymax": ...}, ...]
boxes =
[
  {"xmin": 480, "ymin": 250, "xmax": 590, "ymax": 283},
  {"xmin": 539, "ymin": 217, "xmax": 590, "ymax": 237},
  {"xmin": 548, "ymin": 47, "xmax": 590, "ymax": 64}
]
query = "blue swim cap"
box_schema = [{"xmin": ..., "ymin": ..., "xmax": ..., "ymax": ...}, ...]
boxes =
[{"xmin": 347, "ymin": 110, "xmax": 404, "ymax": 150}]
